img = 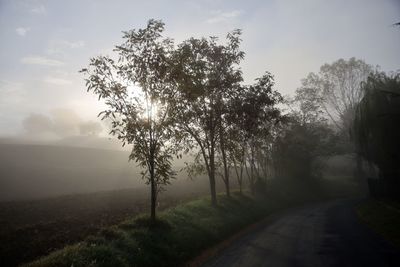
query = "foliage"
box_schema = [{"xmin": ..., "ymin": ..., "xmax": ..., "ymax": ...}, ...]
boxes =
[
  {"xmin": 299, "ymin": 57, "xmax": 375, "ymax": 134},
  {"xmin": 273, "ymin": 84, "xmax": 337, "ymax": 186},
  {"xmin": 80, "ymin": 19, "xmax": 179, "ymax": 220},
  {"xmin": 353, "ymin": 71, "xmax": 400, "ymax": 198},
  {"xmin": 272, "ymin": 118, "xmax": 335, "ymax": 182},
  {"xmin": 170, "ymin": 30, "xmax": 245, "ymax": 204},
  {"xmin": 228, "ymin": 74, "xmax": 283, "ymax": 193}
]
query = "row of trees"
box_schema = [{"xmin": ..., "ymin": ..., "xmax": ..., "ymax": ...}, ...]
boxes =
[
  {"xmin": 272, "ymin": 58, "xmax": 375, "ymax": 190},
  {"xmin": 81, "ymin": 19, "xmax": 399, "ymax": 221},
  {"xmin": 285, "ymin": 58, "xmax": 400, "ymax": 200},
  {"xmin": 81, "ymin": 20, "xmax": 283, "ymax": 221}
]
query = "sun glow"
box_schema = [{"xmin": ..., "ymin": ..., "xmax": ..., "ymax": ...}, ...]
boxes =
[{"xmin": 127, "ymin": 85, "xmax": 160, "ymax": 121}]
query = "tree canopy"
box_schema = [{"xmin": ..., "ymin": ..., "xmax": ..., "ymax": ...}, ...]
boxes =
[
  {"xmin": 81, "ymin": 19, "xmax": 179, "ymax": 221},
  {"xmin": 354, "ymin": 71, "xmax": 400, "ymax": 199}
]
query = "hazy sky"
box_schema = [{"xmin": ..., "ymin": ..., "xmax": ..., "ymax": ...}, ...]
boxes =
[{"xmin": 0, "ymin": 0, "xmax": 399, "ymax": 136}]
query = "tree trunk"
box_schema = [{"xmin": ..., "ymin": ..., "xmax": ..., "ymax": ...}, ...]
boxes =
[
  {"xmin": 232, "ymin": 155, "xmax": 242, "ymax": 194},
  {"xmin": 150, "ymin": 158, "xmax": 157, "ymax": 223},
  {"xmin": 250, "ymin": 146, "xmax": 256, "ymax": 195},
  {"xmin": 209, "ymin": 148, "xmax": 217, "ymax": 206},
  {"xmin": 150, "ymin": 177, "xmax": 156, "ymax": 223},
  {"xmin": 219, "ymin": 126, "xmax": 230, "ymax": 197}
]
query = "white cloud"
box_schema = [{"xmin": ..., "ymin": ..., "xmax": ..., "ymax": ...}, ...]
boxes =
[
  {"xmin": 21, "ymin": 56, "xmax": 64, "ymax": 66},
  {"xmin": 31, "ymin": 5, "xmax": 46, "ymax": 14},
  {"xmin": 206, "ymin": 10, "xmax": 242, "ymax": 24},
  {"xmin": 44, "ymin": 76, "xmax": 72, "ymax": 86},
  {"xmin": 16, "ymin": 27, "xmax": 30, "ymax": 36}
]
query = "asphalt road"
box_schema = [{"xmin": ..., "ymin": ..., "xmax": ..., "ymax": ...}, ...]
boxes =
[{"xmin": 202, "ymin": 199, "xmax": 400, "ymax": 267}]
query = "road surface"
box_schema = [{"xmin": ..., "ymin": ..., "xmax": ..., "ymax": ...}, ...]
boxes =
[{"xmin": 202, "ymin": 199, "xmax": 400, "ymax": 267}]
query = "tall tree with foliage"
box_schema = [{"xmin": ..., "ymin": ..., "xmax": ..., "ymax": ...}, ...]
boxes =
[
  {"xmin": 80, "ymin": 19, "xmax": 178, "ymax": 222},
  {"xmin": 354, "ymin": 71, "xmax": 400, "ymax": 199},
  {"xmin": 298, "ymin": 58, "xmax": 376, "ymax": 189},
  {"xmin": 299, "ymin": 57, "xmax": 374, "ymax": 133},
  {"xmin": 171, "ymin": 30, "xmax": 244, "ymax": 205},
  {"xmin": 229, "ymin": 73, "xmax": 283, "ymax": 194}
]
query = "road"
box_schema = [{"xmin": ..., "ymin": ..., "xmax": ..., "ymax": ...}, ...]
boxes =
[{"xmin": 202, "ymin": 199, "xmax": 400, "ymax": 267}]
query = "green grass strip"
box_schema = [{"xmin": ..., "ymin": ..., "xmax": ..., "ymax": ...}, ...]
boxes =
[{"xmin": 24, "ymin": 193, "xmax": 291, "ymax": 267}]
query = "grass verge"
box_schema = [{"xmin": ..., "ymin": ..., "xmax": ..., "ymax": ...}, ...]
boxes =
[
  {"xmin": 357, "ymin": 198, "xmax": 400, "ymax": 249},
  {"xmin": 23, "ymin": 193, "xmax": 293, "ymax": 267}
]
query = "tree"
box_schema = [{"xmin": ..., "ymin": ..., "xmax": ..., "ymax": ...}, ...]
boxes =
[
  {"xmin": 354, "ymin": 71, "xmax": 400, "ymax": 199},
  {"xmin": 80, "ymin": 19, "xmax": 178, "ymax": 222},
  {"xmin": 228, "ymin": 73, "xmax": 283, "ymax": 194},
  {"xmin": 298, "ymin": 58, "xmax": 376, "ymax": 189},
  {"xmin": 270, "ymin": 84, "xmax": 339, "ymax": 198},
  {"xmin": 272, "ymin": 112, "xmax": 335, "ymax": 191},
  {"xmin": 300, "ymin": 58, "xmax": 375, "ymax": 133},
  {"xmin": 171, "ymin": 31, "xmax": 244, "ymax": 205},
  {"xmin": 291, "ymin": 85, "xmax": 325, "ymax": 125}
]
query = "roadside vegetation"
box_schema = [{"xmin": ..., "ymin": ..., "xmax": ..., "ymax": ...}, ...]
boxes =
[
  {"xmin": 24, "ymin": 192, "xmax": 319, "ymax": 267},
  {"xmin": 357, "ymin": 199, "xmax": 400, "ymax": 249}
]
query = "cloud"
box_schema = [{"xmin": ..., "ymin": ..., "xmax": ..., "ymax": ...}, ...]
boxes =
[
  {"xmin": 206, "ymin": 10, "xmax": 242, "ymax": 24},
  {"xmin": 44, "ymin": 76, "xmax": 72, "ymax": 85},
  {"xmin": 16, "ymin": 27, "xmax": 30, "ymax": 36},
  {"xmin": 21, "ymin": 56, "xmax": 64, "ymax": 66},
  {"xmin": 31, "ymin": 5, "xmax": 46, "ymax": 14}
]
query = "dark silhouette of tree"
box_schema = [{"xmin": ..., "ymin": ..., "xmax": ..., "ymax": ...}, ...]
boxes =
[
  {"xmin": 354, "ymin": 71, "xmax": 400, "ymax": 199},
  {"xmin": 229, "ymin": 73, "xmax": 283, "ymax": 194},
  {"xmin": 80, "ymin": 19, "xmax": 179, "ymax": 222},
  {"xmin": 171, "ymin": 31, "xmax": 244, "ymax": 205}
]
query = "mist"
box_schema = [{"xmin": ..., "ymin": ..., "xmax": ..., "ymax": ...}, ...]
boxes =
[{"xmin": 1, "ymin": 1, "xmax": 399, "ymax": 267}]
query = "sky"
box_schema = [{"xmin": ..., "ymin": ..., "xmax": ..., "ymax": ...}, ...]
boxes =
[{"xmin": 0, "ymin": 0, "xmax": 399, "ymax": 138}]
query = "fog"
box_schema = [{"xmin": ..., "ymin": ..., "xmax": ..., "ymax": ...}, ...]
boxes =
[
  {"xmin": 0, "ymin": 1, "xmax": 399, "ymax": 266},
  {"xmin": 0, "ymin": 142, "xmax": 212, "ymax": 201}
]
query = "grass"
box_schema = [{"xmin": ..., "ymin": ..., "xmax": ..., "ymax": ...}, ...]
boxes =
[
  {"xmin": 357, "ymin": 198, "xmax": 400, "ymax": 249},
  {"xmin": 24, "ymin": 193, "xmax": 291, "ymax": 267}
]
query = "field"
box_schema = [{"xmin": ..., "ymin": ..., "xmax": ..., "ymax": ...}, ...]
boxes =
[
  {"xmin": 0, "ymin": 180, "xmax": 223, "ymax": 267},
  {"xmin": 0, "ymin": 143, "xmax": 229, "ymax": 266}
]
